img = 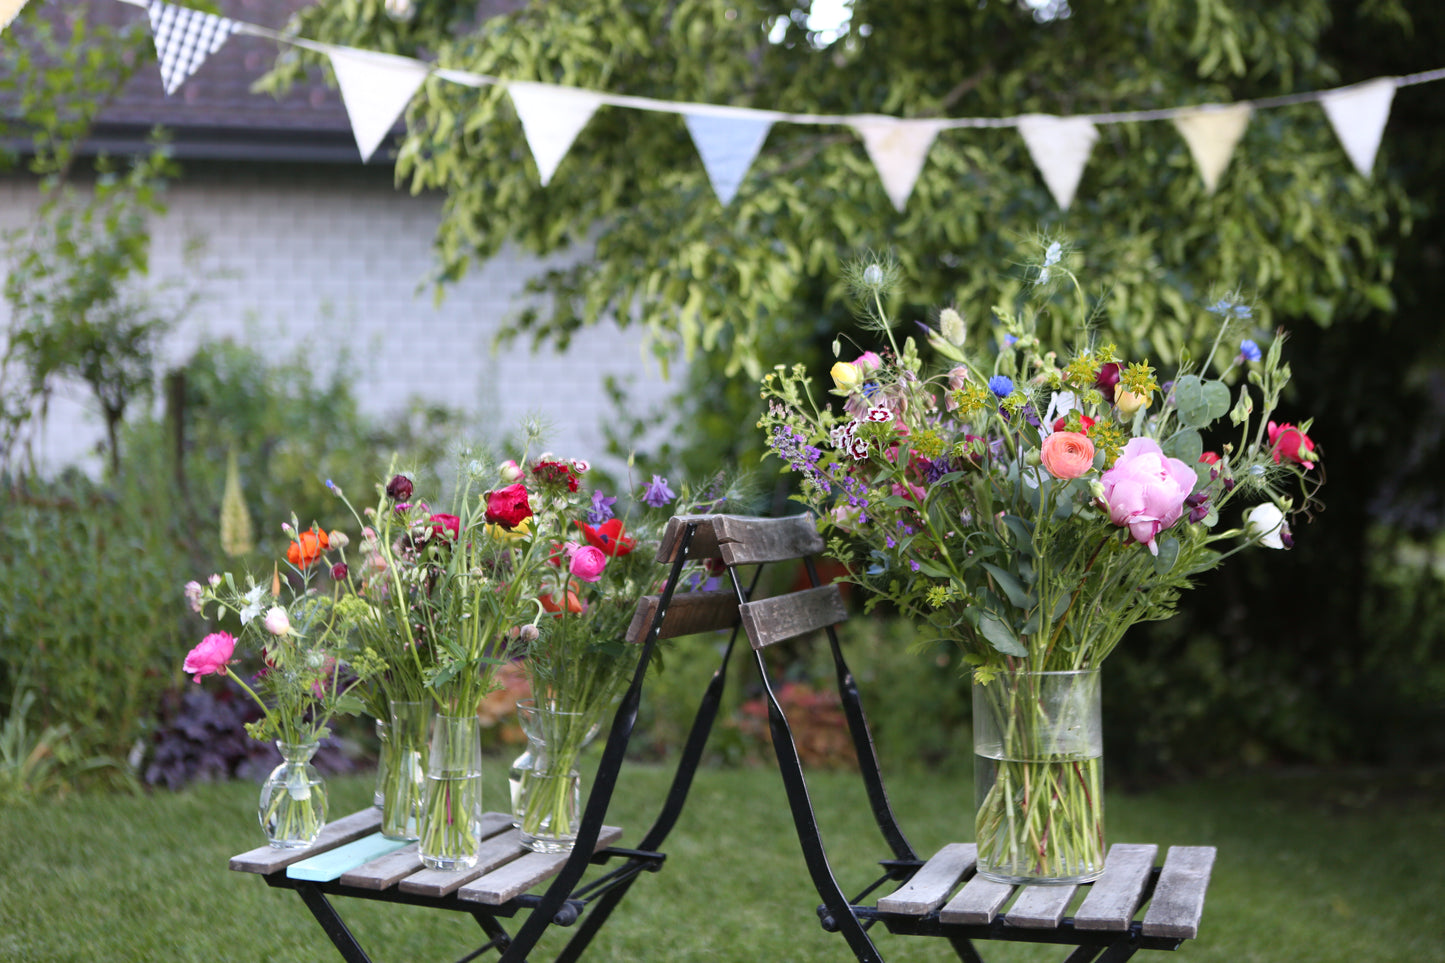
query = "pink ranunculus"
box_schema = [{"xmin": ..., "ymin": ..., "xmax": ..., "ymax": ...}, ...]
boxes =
[
  {"xmin": 1099, "ymin": 438, "xmax": 1197, "ymax": 555},
  {"xmin": 854, "ymin": 351, "xmax": 883, "ymax": 375},
  {"xmin": 1267, "ymin": 421, "xmax": 1317, "ymax": 470},
  {"xmin": 569, "ymin": 545, "xmax": 608, "ymax": 583},
  {"xmin": 263, "ymin": 606, "xmax": 291, "ymax": 636},
  {"xmin": 183, "ymin": 631, "xmax": 236, "ymax": 683},
  {"xmin": 1040, "ymin": 431, "xmax": 1096, "ymax": 480}
]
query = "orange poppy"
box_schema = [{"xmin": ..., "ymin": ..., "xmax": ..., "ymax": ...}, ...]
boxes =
[{"xmin": 287, "ymin": 527, "xmax": 330, "ymax": 568}]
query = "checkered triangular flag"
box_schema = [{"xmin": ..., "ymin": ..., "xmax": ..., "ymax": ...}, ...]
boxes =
[{"xmin": 147, "ymin": 0, "xmax": 238, "ymax": 96}]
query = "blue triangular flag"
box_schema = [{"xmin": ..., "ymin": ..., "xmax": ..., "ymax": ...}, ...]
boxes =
[{"xmin": 684, "ymin": 112, "xmax": 774, "ymax": 206}]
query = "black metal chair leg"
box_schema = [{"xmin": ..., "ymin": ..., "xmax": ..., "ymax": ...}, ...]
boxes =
[
  {"xmin": 947, "ymin": 935, "xmax": 988, "ymax": 963},
  {"xmin": 293, "ymin": 881, "xmax": 374, "ymax": 963}
]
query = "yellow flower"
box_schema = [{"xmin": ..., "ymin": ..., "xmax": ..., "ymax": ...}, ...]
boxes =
[
  {"xmin": 485, "ymin": 518, "xmax": 532, "ymax": 542},
  {"xmin": 830, "ymin": 361, "xmax": 863, "ymax": 393},
  {"xmin": 1115, "ymin": 388, "xmax": 1151, "ymax": 418}
]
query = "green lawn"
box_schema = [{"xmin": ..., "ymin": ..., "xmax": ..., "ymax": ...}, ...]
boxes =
[{"xmin": 1, "ymin": 757, "xmax": 1440, "ymax": 962}]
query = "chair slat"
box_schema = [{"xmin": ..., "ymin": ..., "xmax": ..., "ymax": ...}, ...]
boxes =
[
  {"xmin": 1140, "ymin": 846, "xmax": 1216, "ymax": 939},
  {"xmin": 876, "ymin": 843, "xmax": 975, "ymax": 916},
  {"xmin": 1073, "ymin": 843, "xmax": 1158, "ymax": 931},
  {"xmin": 625, "ymin": 591, "xmax": 739, "ymax": 643},
  {"xmin": 712, "ymin": 514, "xmax": 824, "ymax": 566},
  {"xmin": 398, "ymin": 815, "xmax": 530, "ymax": 897},
  {"xmin": 938, "ymin": 874, "xmax": 1015, "ymax": 925},
  {"xmin": 229, "ymin": 808, "xmax": 382, "ymax": 875},
  {"xmin": 339, "ymin": 843, "xmax": 422, "ymax": 890},
  {"xmin": 739, "ymin": 584, "xmax": 847, "ymax": 649},
  {"xmin": 656, "ymin": 515, "xmax": 725, "ymax": 563},
  {"xmin": 1004, "ymin": 883, "xmax": 1078, "ymax": 929},
  {"xmin": 457, "ymin": 826, "xmax": 623, "ymax": 905},
  {"xmin": 286, "ymin": 833, "xmax": 411, "ymax": 882}
]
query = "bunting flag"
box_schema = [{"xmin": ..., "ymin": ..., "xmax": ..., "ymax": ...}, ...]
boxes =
[
  {"xmin": 112, "ymin": 0, "xmax": 1445, "ymax": 207},
  {"xmin": 507, "ymin": 81, "xmax": 605, "ymax": 187},
  {"xmin": 851, "ymin": 118, "xmax": 947, "ymax": 212},
  {"xmin": 1016, "ymin": 114, "xmax": 1098, "ymax": 211},
  {"xmin": 683, "ymin": 112, "xmax": 774, "ymax": 206},
  {"xmin": 1320, "ymin": 77, "xmax": 1397, "ymax": 177},
  {"xmin": 1, "ymin": 0, "xmax": 29, "ymax": 34},
  {"xmin": 1173, "ymin": 103, "xmax": 1252, "ymax": 194},
  {"xmin": 146, "ymin": 0, "xmax": 238, "ymax": 95},
  {"xmin": 325, "ymin": 46, "xmax": 430, "ymax": 163}
]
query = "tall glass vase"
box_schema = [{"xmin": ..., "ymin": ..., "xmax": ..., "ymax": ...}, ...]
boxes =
[
  {"xmin": 418, "ymin": 712, "xmax": 484, "ymax": 871},
  {"xmin": 379, "ymin": 700, "xmax": 428, "ymax": 841},
  {"xmin": 258, "ymin": 740, "xmax": 328, "ymax": 850},
  {"xmin": 372, "ymin": 717, "xmax": 389, "ymax": 808},
  {"xmin": 973, "ymin": 668, "xmax": 1104, "ymax": 884},
  {"xmin": 510, "ymin": 700, "xmax": 604, "ymax": 854}
]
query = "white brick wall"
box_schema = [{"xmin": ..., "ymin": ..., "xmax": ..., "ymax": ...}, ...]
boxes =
[{"xmin": 0, "ymin": 164, "xmax": 680, "ymax": 475}]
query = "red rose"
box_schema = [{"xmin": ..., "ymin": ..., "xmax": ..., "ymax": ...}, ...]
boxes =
[
  {"xmin": 428, "ymin": 513, "xmax": 461, "ymax": 540},
  {"xmin": 485, "ymin": 483, "xmax": 534, "ymax": 529},
  {"xmin": 1051, "ymin": 413, "xmax": 1096, "ymax": 433},
  {"xmin": 1267, "ymin": 421, "xmax": 1317, "ymax": 470},
  {"xmin": 574, "ymin": 518, "xmax": 635, "ymax": 557}
]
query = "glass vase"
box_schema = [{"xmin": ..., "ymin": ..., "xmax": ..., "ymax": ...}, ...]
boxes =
[
  {"xmin": 372, "ymin": 718, "xmax": 388, "ymax": 808},
  {"xmin": 418, "ymin": 712, "xmax": 484, "ymax": 871},
  {"xmin": 379, "ymin": 700, "xmax": 428, "ymax": 841},
  {"xmin": 258, "ymin": 740, "xmax": 328, "ymax": 850},
  {"xmin": 973, "ymin": 668, "xmax": 1105, "ymax": 884},
  {"xmin": 510, "ymin": 700, "xmax": 604, "ymax": 853}
]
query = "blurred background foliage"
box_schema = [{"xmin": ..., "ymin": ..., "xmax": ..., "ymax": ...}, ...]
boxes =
[{"xmin": 3, "ymin": 0, "xmax": 1444, "ymax": 796}]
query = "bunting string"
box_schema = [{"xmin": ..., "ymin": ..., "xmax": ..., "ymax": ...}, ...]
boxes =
[{"xmin": 31, "ymin": 0, "xmax": 1445, "ymax": 208}]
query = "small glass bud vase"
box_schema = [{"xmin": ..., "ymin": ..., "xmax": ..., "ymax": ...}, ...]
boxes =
[
  {"xmin": 511, "ymin": 700, "xmax": 603, "ymax": 854},
  {"xmin": 259, "ymin": 740, "xmax": 328, "ymax": 850},
  {"xmin": 418, "ymin": 713, "xmax": 484, "ymax": 871},
  {"xmin": 973, "ymin": 668, "xmax": 1105, "ymax": 884},
  {"xmin": 372, "ymin": 718, "xmax": 389, "ymax": 808}
]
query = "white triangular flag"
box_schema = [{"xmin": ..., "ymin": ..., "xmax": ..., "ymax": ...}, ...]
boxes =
[
  {"xmin": 1016, "ymin": 114, "xmax": 1098, "ymax": 211},
  {"xmin": 851, "ymin": 118, "xmax": 947, "ymax": 212},
  {"xmin": 684, "ymin": 113, "xmax": 774, "ymax": 206},
  {"xmin": 146, "ymin": 0, "xmax": 238, "ymax": 95},
  {"xmin": 1, "ymin": 0, "xmax": 30, "ymax": 34},
  {"xmin": 326, "ymin": 46, "xmax": 430, "ymax": 163},
  {"xmin": 508, "ymin": 81, "xmax": 605, "ymax": 187},
  {"xmin": 1173, "ymin": 103, "xmax": 1252, "ymax": 193},
  {"xmin": 1320, "ymin": 77, "xmax": 1396, "ymax": 177}
]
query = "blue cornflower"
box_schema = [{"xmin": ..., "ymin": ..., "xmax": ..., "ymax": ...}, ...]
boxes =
[
  {"xmin": 1207, "ymin": 297, "xmax": 1253, "ymax": 320},
  {"xmin": 1003, "ymin": 333, "xmax": 1019, "ymax": 347},
  {"xmin": 587, "ymin": 490, "xmax": 617, "ymax": 525},
  {"xmin": 987, "ymin": 375, "xmax": 1014, "ymax": 398},
  {"xmin": 1238, "ymin": 339, "xmax": 1262, "ymax": 363},
  {"xmin": 641, "ymin": 475, "xmax": 676, "ymax": 508}
]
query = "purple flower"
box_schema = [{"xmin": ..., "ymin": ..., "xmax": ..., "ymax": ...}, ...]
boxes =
[
  {"xmin": 641, "ymin": 474, "xmax": 676, "ymax": 508},
  {"xmin": 987, "ymin": 375, "xmax": 1014, "ymax": 398},
  {"xmin": 587, "ymin": 490, "xmax": 617, "ymax": 525},
  {"xmin": 1238, "ymin": 339, "xmax": 1262, "ymax": 363}
]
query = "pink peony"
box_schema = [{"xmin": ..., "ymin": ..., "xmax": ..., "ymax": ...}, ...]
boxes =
[
  {"xmin": 1099, "ymin": 438, "xmax": 1196, "ymax": 555},
  {"xmin": 569, "ymin": 545, "xmax": 608, "ymax": 583},
  {"xmin": 183, "ymin": 631, "xmax": 236, "ymax": 683},
  {"xmin": 1040, "ymin": 431, "xmax": 1096, "ymax": 480}
]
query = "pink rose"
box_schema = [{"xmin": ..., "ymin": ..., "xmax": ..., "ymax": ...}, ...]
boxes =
[
  {"xmin": 1040, "ymin": 431, "xmax": 1096, "ymax": 480},
  {"xmin": 1099, "ymin": 438, "xmax": 1196, "ymax": 555},
  {"xmin": 1267, "ymin": 421, "xmax": 1317, "ymax": 470},
  {"xmin": 569, "ymin": 545, "xmax": 608, "ymax": 583},
  {"xmin": 263, "ymin": 606, "xmax": 291, "ymax": 636},
  {"xmin": 183, "ymin": 631, "xmax": 236, "ymax": 683}
]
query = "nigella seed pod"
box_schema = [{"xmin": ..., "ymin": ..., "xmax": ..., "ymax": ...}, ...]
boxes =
[{"xmin": 386, "ymin": 474, "xmax": 414, "ymax": 501}]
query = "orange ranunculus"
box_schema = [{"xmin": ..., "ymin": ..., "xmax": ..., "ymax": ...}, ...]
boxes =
[
  {"xmin": 539, "ymin": 590, "xmax": 585, "ymax": 615},
  {"xmin": 287, "ymin": 527, "xmax": 330, "ymax": 568}
]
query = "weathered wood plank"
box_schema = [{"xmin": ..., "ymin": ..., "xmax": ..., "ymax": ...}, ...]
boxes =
[
  {"xmin": 712, "ymin": 514, "xmax": 824, "ymax": 566},
  {"xmin": 1073, "ymin": 843, "xmax": 1158, "ymax": 931},
  {"xmin": 1004, "ymin": 883, "xmax": 1078, "ymax": 929},
  {"xmin": 339, "ymin": 843, "xmax": 423, "ymax": 890},
  {"xmin": 656, "ymin": 516, "xmax": 725, "ymax": 563},
  {"xmin": 938, "ymin": 874, "xmax": 1015, "ymax": 925},
  {"xmin": 398, "ymin": 829, "xmax": 529, "ymax": 897},
  {"xmin": 877, "ymin": 843, "xmax": 975, "ymax": 916},
  {"xmin": 739, "ymin": 584, "xmax": 848, "ymax": 649},
  {"xmin": 1141, "ymin": 846, "xmax": 1216, "ymax": 939},
  {"xmin": 457, "ymin": 825, "xmax": 623, "ymax": 905},
  {"xmin": 286, "ymin": 833, "xmax": 411, "ymax": 882},
  {"xmin": 625, "ymin": 590, "xmax": 740, "ymax": 644},
  {"xmin": 229, "ymin": 808, "xmax": 382, "ymax": 875}
]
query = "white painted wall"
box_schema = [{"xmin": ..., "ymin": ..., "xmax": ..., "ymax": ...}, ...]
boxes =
[{"xmin": 0, "ymin": 162, "xmax": 680, "ymax": 475}]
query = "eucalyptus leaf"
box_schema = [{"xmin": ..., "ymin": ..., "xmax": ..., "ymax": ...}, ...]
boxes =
[
  {"xmin": 1001, "ymin": 515, "xmax": 1034, "ymax": 548},
  {"xmin": 979, "ymin": 614, "xmax": 1027, "ymax": 657},
  {"xmin": 981, "ymin": 562, "xmax": 1029, "ymax": 609},
  {"xmin": 1163, "ymin": 428, "xmax": 1203, "ymax": 465},
  {"xmin": 1152, "ymin": 536, "xmax": 1181, "ymax": 574},
  {"xmin": 1174, "ymin": 375, "xmax": 1231, "ymax": 428}
]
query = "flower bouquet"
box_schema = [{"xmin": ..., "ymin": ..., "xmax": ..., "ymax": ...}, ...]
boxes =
[
  {"xmin": 182, "ymin": 524, "xmax": 376, "ymax": 849},
  {"xmin": 757, "ymin": 248, "xmax": 1322, "ymax": 882},
  {"xmin": 508, "ymin": 462, "xmax": 726, "ymax": 852}
]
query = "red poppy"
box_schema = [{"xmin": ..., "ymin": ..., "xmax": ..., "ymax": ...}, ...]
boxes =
[
  {"xmin": 539, "ymin": 590, "xmax": 585, "ymax": 614},
  {"xmin": 574, "ymin": 518, "xmax": 635, "ymax": 557},
  {"xmin": 485, "ymin": 483, "xmax": 533, "ymax": 529}
]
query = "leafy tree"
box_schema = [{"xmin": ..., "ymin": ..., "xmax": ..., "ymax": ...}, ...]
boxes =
[{"xmin": 261, "ymin": 0, "xmax": 1442, "ymax": 772}]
